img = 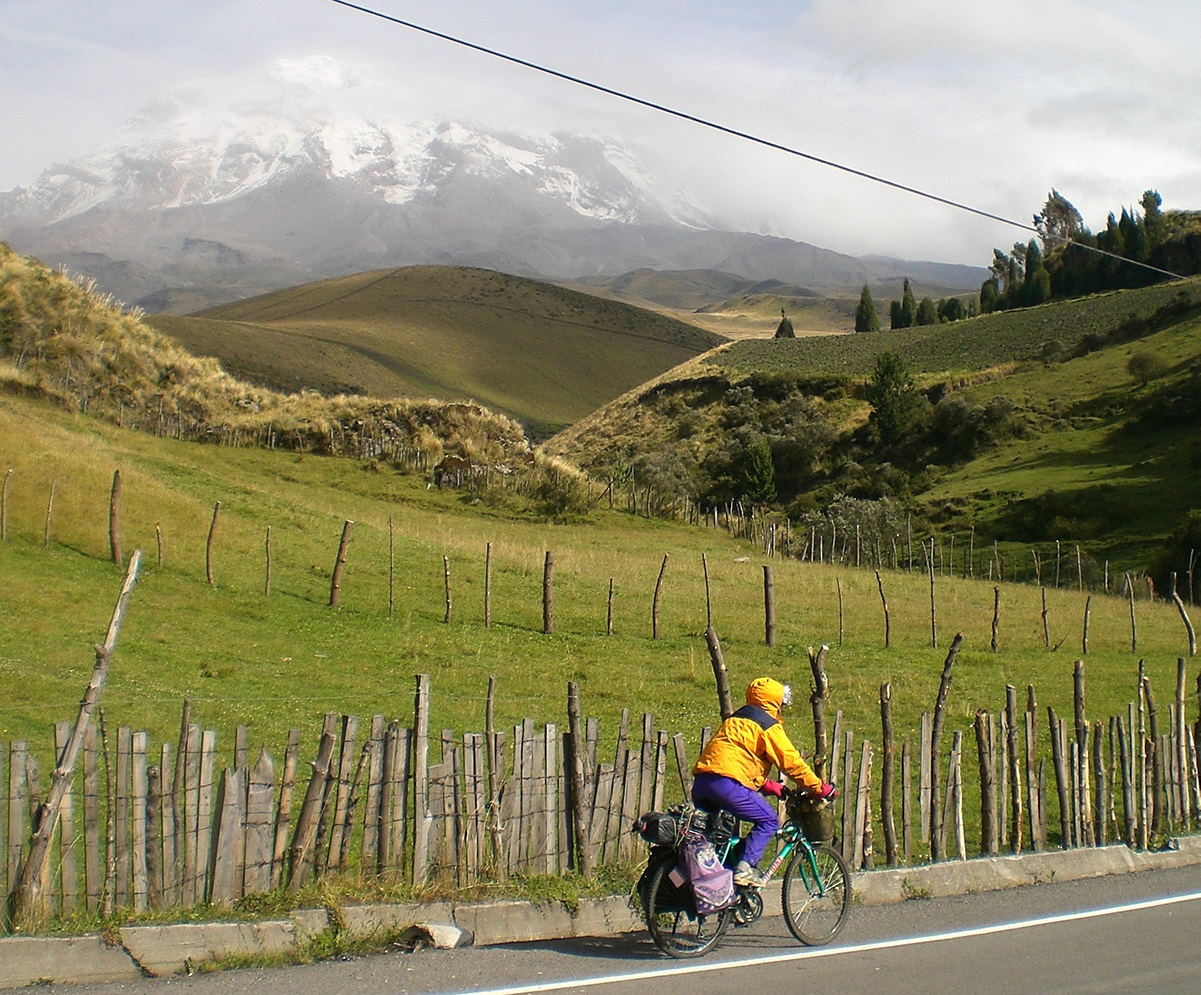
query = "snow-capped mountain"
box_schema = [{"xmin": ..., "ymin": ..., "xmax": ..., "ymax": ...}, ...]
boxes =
[
  {"xmin": 0, "ymin": 56, "xmax": 983, "ymax": 311},
  {"xmin": 8, "ymin": 57, "xmax": 702, "ymax": 229}
]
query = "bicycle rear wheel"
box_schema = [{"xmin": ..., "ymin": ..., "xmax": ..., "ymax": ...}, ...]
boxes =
[
  {"xmin": 781, "ymin": 842, "xmax": 851, "ymax": 945},
  {"xmin": 643, "ymin": 857, "xmax": 732, "ymax": 958}
]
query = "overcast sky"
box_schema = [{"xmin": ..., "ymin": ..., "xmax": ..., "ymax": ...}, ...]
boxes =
[{"xmin": 4, "ymin": 0, "xmax": 1200, "ymax": 264}]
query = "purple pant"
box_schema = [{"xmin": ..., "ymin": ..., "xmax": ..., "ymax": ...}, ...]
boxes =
[{"xmin": 691, "ymin": 772, "xmax": 777, "ymax": 866}]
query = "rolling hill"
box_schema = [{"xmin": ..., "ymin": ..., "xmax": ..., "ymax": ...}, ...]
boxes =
[
  {"xmin": 148, "ymin": 266, "xmax": 724, "ymax": 439},
  {"xmin": 543, "ymin": 278, "xmax": 1201, "ymax": 576},
  {"xmin": 574, "ymin": 267, "xmax": 976, "ymax": 339}
]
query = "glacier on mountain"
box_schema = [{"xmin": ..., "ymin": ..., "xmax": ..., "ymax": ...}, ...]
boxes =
[{"xmin": 3, "ymin": 55, "xmax": 701, "ymax": 229}]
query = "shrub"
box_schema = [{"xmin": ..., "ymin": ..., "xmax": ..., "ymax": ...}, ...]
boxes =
[{"xmin": 1127, "ymin": 350, "xmax": 1169, "ymax": 386}]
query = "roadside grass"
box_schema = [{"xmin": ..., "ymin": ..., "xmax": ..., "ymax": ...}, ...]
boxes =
[{"xmin": 1, "ymin": 391, "xmax": 1191, "ymax": 784}]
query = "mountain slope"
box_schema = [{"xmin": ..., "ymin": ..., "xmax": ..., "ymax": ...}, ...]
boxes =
[
  {"xmin": 148, "ymin": 265, "xmax": 724, "ymax": 437},
  {"xmin": 543, "ymin": 279, "xmax": 1201, "ymax": 574},
  {"xmin": 0, "ymin": 56, "xmax": 985, "ymax": 312}
]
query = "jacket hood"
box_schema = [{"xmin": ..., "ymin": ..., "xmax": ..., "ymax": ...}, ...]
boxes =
[{"xmin": 745, "ymin": 677, "xmax": 786, "ymax": 718}]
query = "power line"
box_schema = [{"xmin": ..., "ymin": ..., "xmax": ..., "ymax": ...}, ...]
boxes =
[
  {"xmin": 324, "ymin": 0, "xmax": 1185, "ymax": 283},
  {"xmin": 325, "ymin": 0, "xmax": 1032, "ymax": 231}
]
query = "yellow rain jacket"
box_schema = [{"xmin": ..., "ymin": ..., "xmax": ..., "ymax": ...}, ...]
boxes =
[{"xmin": 693, "ymin": 677, "xmax": 822, "ymax": 792}]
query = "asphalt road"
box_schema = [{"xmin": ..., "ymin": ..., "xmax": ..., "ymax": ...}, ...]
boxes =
[{"xmin": 13, "ymin": 865, "xmax": 1201, "ymax": 995}]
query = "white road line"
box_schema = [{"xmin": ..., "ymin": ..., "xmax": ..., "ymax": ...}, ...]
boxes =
[{"xmin": 457, "ymin": 890, "xmax": 1201, "ymax": 995}]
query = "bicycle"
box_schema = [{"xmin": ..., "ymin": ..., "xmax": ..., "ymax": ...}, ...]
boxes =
[{"xmin": 635, "ymin": 787, "xmax": 852, "ymax": 958}]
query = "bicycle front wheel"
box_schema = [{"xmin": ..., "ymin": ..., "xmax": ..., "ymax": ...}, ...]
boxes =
[
  {"xmin": 643, "ymin": 857, "xmax": 732, "ymax": 958},
  {"xmin": 781, "ymin": 842, "xmax": 851, "ymax": 945}
]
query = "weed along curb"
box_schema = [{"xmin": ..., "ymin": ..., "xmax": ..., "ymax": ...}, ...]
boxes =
[{"xmin": 4, "ymin": 839, "xmax": 1201, "ymax": 989}]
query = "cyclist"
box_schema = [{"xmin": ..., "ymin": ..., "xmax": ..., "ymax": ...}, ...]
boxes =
[{"xmin": 692, "ymin": 676, "xmax": 836, "ymax": 888}]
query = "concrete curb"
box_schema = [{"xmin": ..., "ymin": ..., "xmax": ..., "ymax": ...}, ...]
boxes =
[{"xmin": 3, "ymin": 837, "xmax": 1199, "ymax": 989}]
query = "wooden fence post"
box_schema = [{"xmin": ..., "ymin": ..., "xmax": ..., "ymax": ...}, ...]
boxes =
[
  {"xmin": 1, "ymin": 467, "xmax": 11, "ymax": 541},
  {"xmin": 1074, "ymin": 660, "xmax": 1094, "ymax": 844},
  {"xmin": 763, "ymin": 564, "xmax": 775, "ymax": 646},
  {"xmin": 875, "ymin": 571, "xmax": 890, "ymax": 649},
  {"xmin": 1128, "ymin": 576, "xmax": 1138, "ymax": 653},
  {"xmin": 929, "ymin": 633, "xmax": 963, "ymax": 861},
  {"xmin": 205, "ymin": 501, "xmax": 220, "ymax": 587},
  {"xmin": 329, "ymin": 520, "xmax": 354, "ymax": 607},
  {"xmin": 442, "ymin": 555, "xmax": 452, "ymax": 623},
  {"xmin": 927, "ymin": 538, "xmax": 938, "ymax": 648},
  {"xmin": 1076, "ymin": 595, "xmax": 1089, "ymax": 656},
  {"xmin": 975, "ymin": 710, "xmax": 997, "ymax": 855},
  {"xmin": 606, "ymin": 578, "xmax": 614, "ymax": 636},
  {"xmin": 44, "ymin": 480, "xmax": 55, "ymax": 547},
  {"xmin": 880, "ymin": 682, "xmax": 897, "ymax": 866},
  {"xmin": 1005, "ymin": 685, "xmax": 1023, "ymax": 852},
  {"xmin": 11, "ymin": 551, "xmax": 141, "ymax": 926},
  {"xmin": 109, "ymin": 469, "xmax": 123, "ymax": 568},
  {"xmin": 901, "ymin": 739, "xmax": 912, "ymax": 864},
  {"xmin": 1172, "ymin": 592, "xmax": 1197, "ymax": 657},
  {"xmin": 808, "ymin": 644, "xmax": 830, "ymax": 781},
  {"xmin": 484, "ymin": 542, "xmax": 492, "ymax": 628},
  {"xmin": 705, "ymin": 627, "xmax": 734, "ymax": 719},
  {"xmin": 652, "ymin": 554, "xmax": 668, "ymax": 640},
  {"xmin": 413, "ymin": 674, "xmax": 433, "ymax": 885},
  {"xmin": 543, "ymin": 551, "xmax": 554, "ymax": 635},
  {"xmin": 1048, "ymin": 707, "xmax": 1071, "ymax": 849},
  {"xmin": 567, "ymin": 682, "xmax": 595, "ymax": 877},
  {"xmin": 287, "ymin": 713, "xmax": 337, "ymax": 890}
]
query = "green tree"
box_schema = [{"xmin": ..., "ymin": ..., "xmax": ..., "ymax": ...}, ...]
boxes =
[
  {"xmin": 979, "ymin": 278, "xmax": 1000, "ymax": 314},
  {"xmin": 854, "ymin": 285, "xmax": 880, "ymax": 332},
  {"xmin": 938, "ymin": 297, "xmax": 967, "ymax": 322},
  {"xmin": 865, "ymin": 350, "xmax": 918, "ymax": 445},
  {"xmin": 774, "ymin": 310, "xmax": 795, "ymax": 338},
  {"xmin": 900, "ymin": 279, "xmax": 918, "ymax": 328},
  {"xmin": 1119, "ymin": 207, "xmax": 1148, "ymax": 262},
  {"xmin": 1037, "ymin": 189, "xmax": 1084, "ymax": 250},
  {"xmin": 1022, "ymin": 239, "xmax": 1050, "ymax": 306},
  {"xmin": 1141, "ymin": 189, "xmax": 1165, "ymax": 249},
  {"xmin": 916, "ymin": 296, "xmax": 939, "ymax": 325},
  {"xmin": 742, "ymin": 435, "xmax": 777, "ymax": 503},
  {"xmin": 889, "ymin": 299, "xmax": 903, "ymax": 329}
]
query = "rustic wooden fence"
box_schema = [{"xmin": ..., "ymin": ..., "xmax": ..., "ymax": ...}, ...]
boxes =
[{"xmin": 5, "ymin": 650, "xmax": 1200, "ymax": 930}]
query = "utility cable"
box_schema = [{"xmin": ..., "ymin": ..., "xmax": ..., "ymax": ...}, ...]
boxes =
[{"xmin": 325, "ymin": 0, "xmax": 1185, "ymax": 283}]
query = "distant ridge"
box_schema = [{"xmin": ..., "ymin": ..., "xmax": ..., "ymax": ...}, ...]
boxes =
[{"xmin": 148, "ymin": 265, "xmax": 724, "ymax": 438}]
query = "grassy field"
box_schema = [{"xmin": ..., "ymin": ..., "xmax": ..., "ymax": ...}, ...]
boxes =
[
  {"xmin": 147, "ymin": 266, "xmax": 723, "ymax": 440},
  {"xmin": 1, "ymin": 389, "xmax": 1192, "ymax": 783},
  {"xmin": 547, "ymin": 277, "xmax": 1201, "ymax": 579},
  {"xmin": 711, "ymin": 280, "xmax": 1201, "ymax": 378}
]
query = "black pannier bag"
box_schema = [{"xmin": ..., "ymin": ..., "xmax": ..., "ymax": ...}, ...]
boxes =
[
  {"xmin": 632, "ymin": 811, "xmax": 679, "ymax": 845},
  {"xmin": 702, "ymin": 809, "xmax": 739, "ymax": 847}
]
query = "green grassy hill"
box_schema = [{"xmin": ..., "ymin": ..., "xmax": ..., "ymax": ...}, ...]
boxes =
[
  {"xmin": 545, "ymin": 279, "xmax": 1201, "ymax": 577},
  {"xmin": 148, "ymin": 267, "xmax": 724, "ymax": 440}
]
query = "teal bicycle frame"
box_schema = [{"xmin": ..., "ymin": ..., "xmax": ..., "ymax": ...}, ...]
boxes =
[{"xmin": 715, "ymin": 813, "xmax": 825, "ymax": 892}]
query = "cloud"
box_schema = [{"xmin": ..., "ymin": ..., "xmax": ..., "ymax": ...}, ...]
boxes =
[{"xmin": 2, "ymin": 0, "xmax": 1198, "ymax": 265}]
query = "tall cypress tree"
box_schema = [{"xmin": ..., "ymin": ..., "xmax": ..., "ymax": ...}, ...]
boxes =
[
  {"xmin": 743, "ymin": 436, "xmax": 777, "ymax": 504},
  {"xmin": 900, "ymin": 279, "xmax": 918, "ymax": 328},
  {"xmin": 1023, "ymin": 239, "xmax": 1050, "ymax": 305},
  {"xmin": 855, "ymin": 284, "xmax": 880, "ymax": 332}
]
